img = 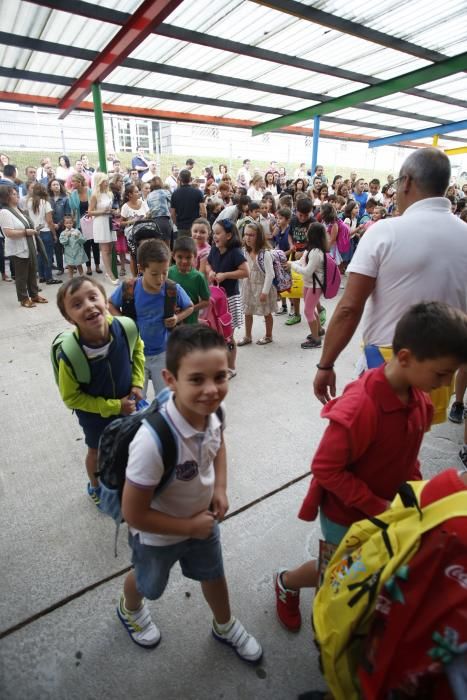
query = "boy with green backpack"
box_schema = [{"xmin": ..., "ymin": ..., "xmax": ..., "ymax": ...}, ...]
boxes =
[
  {"xmin": 53, "ymin": 277, "xmax": 145, "ymax": 507},
  {"xmin": 275, "ymin": 301, "xmax": 467, "ymax": 632}
]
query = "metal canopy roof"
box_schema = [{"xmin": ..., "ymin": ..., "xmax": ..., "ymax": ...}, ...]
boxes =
[{"xmin": 0, "ymin": 0, "xmax": 466, "ymax": 147}]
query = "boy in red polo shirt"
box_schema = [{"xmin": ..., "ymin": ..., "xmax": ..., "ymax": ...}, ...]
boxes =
[{"xmin": 275, "ymin": 301, "xmax": 467, "ymax": 631}]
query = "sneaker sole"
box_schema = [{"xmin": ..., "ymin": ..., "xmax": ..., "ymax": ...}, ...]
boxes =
[
  {"xmin": 275, "ymin": 612, "xmax": 301, "ymax": 633},
  {"xmin": 212, "ymin": 629, "xmax": 263, "ymax": 664},
  {"xmin": 116, "ymin": 606, "xmax": 161, "ymax": 649},
  {"xmin": 448, "ymin": 416, "xmax": 463, "ymax": 424}
]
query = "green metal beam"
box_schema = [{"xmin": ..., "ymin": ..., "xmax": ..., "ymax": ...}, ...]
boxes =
[
  {"xmin": 92, "ymin": 83, "xmax": 107, "ymax": 173},
  {"xmin": 252, "ymin": 51, "xmax": 467, "ymax": 136}
]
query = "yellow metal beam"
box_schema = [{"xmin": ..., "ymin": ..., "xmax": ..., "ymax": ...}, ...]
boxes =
[
  {"xmin": 444, "ymin": 146, "xmax": 467, "ymax": 155},
  {"xmin": 432, "ymin": 134, "xmax": 439, "ymax": 146}
]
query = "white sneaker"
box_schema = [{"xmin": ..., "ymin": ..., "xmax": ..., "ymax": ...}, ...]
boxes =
[
  {"xmin": 212, "ymin": 618, "xmax": 263, "ymax": 663},
  {"xmin": 117, "ymin": 595, "xmax": 161, "ymax": 648}
]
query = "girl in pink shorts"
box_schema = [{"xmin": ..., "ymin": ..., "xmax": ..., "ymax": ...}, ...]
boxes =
[{"xmin": 287, "ymin": 222, "xmax": 328, "ymax": 349}]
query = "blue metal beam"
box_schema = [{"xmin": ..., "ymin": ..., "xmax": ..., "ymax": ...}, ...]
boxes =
[
  {"xmin": 368, "ymin": 119, "xmax": 467, "ymax": 148},
  {"xmin": 311, "ymin": 116, "xmax": 320, "ymax": 176}
]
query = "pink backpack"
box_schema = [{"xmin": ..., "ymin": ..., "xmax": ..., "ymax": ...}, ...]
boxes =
[
  {"xmin": 336, "ymin": 218, "xmax": 351, "ymax": 254},
  {"xmin": 312, "ymin": 252, "xmax": 341, "ymax": 299},
  {"xmin": 199, "ymin": 284, "xmax": 233, "ymax": 342}
]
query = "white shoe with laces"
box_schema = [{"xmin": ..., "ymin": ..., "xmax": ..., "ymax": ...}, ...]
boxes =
[
  {"xmin": 117, "ymin": 595, "xmax": 161, "ymax": 648},
  {"xmin": 212, "ymin": 617, "xmax": 263, "ymax": 663}
]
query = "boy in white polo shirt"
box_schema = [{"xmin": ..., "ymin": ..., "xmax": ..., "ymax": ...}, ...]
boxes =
[{"xmin": 117, "ymin": 324, "xmax": 262, "ymax": 663}]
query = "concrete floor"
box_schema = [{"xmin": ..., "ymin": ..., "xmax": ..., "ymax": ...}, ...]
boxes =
[{"xmin": 0, "ymin": 274, "xmax": 463, "ymax": 700}]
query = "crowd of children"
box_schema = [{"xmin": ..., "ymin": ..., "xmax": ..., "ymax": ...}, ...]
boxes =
[{"xmin": 9, "ymin": 151, "xmax": 466, "ymax": 689}]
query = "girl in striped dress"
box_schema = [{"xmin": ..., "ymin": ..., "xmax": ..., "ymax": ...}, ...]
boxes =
[{"xmin": 206, "ymin": 219, "xmax": 249, "ymax": 379}]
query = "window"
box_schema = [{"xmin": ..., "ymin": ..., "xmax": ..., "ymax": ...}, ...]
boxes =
[
  {"xmin": 262, "ymin": 133, "xmax": 270, "ymax": 144},
  {"xmin": 305, "ymin": 136, "xmax": 312, "ymax": 147},
  {"xmin": 117, "ymin": 119, "xmax": 132, "ymax": 151},
  {"xmin": 136, "ymin": 122, "xmax": 150, "ymax": 150}
]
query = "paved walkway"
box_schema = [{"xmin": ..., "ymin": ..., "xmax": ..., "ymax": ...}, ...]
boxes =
[{"xmin": 0, "ymin": 276, "xmax": 463, "ymax": 699}]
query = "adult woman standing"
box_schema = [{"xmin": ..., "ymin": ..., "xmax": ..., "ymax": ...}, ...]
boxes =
[
  {"xmin": 68, "ymin": 173, "xmax": 102, "ymax": 275},
  {"xmin": 48, "ymin": 179, "xmax": 70, "ymax": 275},
  {"xmin": 264, "ymin": 171, "xmax": 278, "ymax": 197},
  {"xmin": 146, "ymin": 176, "xmax": 172, "ymax": 246},
  {"xmin": 247, "ymin": 173, "xmax": 265, "ymax": 202},
  {"xmin": 216, "ymin": 164, "xmax": 228, "ymax": 183},
  {"xmin": 56, "ymin": 155, "xmax": 74, "ymax": 183},
  {"xmin": 0, "ymin": 185, "xmax": 48, "ymax": 307},
  {"xmin": 88, "ymin": 172, "xmax": 117, "ymax": 283},
  {"xmin": 25, "ymin": 183, "xmax": 60, "ymax": 285}
]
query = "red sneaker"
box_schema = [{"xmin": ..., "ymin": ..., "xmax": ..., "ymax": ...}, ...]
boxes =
[{"xmin": 274, "ymin": 569, "xmax": 301, "ymax": 632}]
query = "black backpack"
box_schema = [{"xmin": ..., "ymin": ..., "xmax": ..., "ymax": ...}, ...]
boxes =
[
  {"xmin": 120, "ymin": 277, "xmax": 177, "ymax": 321},
  {"xmin": 97, "ymin": 394, "xmax": 177, "ymax": 554},
  {"xmin": 127, "ymin": 219, "xmax": 164, "ymax": 256}
]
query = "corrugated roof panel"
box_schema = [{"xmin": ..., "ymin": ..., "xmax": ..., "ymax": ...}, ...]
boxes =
[
  {"xmin": 416, "ymin": 73, "xmax": 467, "ymax": 95},
  {"xmin": 164, "ymin": 0, "xmax": 244, "ymax": 31},
  {"xmin": 307, "ymin": 0, "xmax": 467, "ymax": 55},
  {"xmin": 330, "ymin": 107, "xmax": 438, "ymax": 132}
]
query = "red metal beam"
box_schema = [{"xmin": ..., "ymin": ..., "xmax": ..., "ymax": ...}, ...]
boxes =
[
  {"xmin": 57, "ymin": 0, "xmax": 183, "ymax": 119},
  {"xmin": 0, "ymin": 91, "xmax": 427, "ymax": 148}
]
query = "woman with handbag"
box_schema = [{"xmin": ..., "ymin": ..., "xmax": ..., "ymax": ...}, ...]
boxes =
[
  {"xmin": 0, "ymin": 185, "xmax": 48, "ymax": 307},
  {"xmin": 68, "ymin": 173, "xmax": 102, "ymax": 275}
]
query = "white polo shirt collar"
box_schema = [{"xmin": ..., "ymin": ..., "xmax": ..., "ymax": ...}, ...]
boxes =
[
  {"xmin": 165, "ymin": 393, "xmax": 222, "ymax": 438},
  {"xmin": 404, "ymin": 197, "xmax": 451, "ymax": 215}
]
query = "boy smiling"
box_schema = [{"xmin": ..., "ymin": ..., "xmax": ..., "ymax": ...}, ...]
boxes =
[
  {"xmin": 117, "ymin": 325, "xmax": 263, "ymax": 662},
  {"xmin": 56, "ymin": 278, "xmax": 145, "ymax": 506}
]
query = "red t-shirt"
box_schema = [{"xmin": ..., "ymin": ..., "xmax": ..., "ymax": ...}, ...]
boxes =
[{"xmin": 299, "ymin": 365, "xmax": 433, "ymax": 525}]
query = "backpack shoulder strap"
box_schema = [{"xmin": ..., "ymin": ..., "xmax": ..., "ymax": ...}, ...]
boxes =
[
  {"xmin": 113, "ymin": 315, "xmax": 138, "ymax": 358},
  {"xmin": 143, "ymin": 411, "xmax": 178, "ymax": 494},
  {"xmin": 313, "ymin": 251, "xmax": 327, "ymax": 293},
  {"xmin": 55, "ymin": 331, "xmax": 91, "ymax": 385},
  {"xmin": 164, "ymin": 278, "xmax": 178, "ymax": 319}
]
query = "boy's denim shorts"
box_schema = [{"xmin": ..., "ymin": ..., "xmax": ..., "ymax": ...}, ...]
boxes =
[{"xmin": 129, "ymin": 523, "xmax": 224, "ymax": 600}]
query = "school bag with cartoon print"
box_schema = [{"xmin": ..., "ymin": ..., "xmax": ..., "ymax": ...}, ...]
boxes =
[
  {"xmin": 312, "ymin": 480, "xmax": 467, "ymax": 700},
  {"xmin": 257, "ymin": 248, "xmax": 292, "ymax": 293}
]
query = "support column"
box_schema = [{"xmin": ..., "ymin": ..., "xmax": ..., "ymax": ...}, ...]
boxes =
[
  {"xmin": 432, "ymin": 134, "xmax": 439, "ymax": 147},
  {"xmin": 92, "ymin": 82, "xmax": 117, "ymax": 277},
  {"xmin": 92, "ymin": 83, "xmax": 107, "ymax": 173},
  {"xmin": 311, "ymin": 115, "xmax": 320, "ymax": 176}
]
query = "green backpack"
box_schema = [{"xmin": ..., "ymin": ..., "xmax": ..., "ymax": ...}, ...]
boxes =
[{"xmin": 51, "ymin": 316, "xmax": 138, "ymax": 386}]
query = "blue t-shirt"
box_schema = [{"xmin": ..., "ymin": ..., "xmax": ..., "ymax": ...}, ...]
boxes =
[
  {"xmin": 354, "ymin": 192, "xmax": 368, "ymax": 221},
  {"xmin": 110, "ymin": 279, "xmax": 191, "ymax": 356},
  {"xmin": 274, "ymin": 225, "xmax": 290, "ymax": 253}
]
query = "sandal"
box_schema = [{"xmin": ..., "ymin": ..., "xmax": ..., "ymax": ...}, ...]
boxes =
[
  {"xmin": 256, "ymin": 337, "xmax": 273, "ymax": 345},
  {"xmin": 227, "ymin": 369, "xmax": 237, "ymax": 380},
  {"xmin": 237, "ymin": 337, "xmax": 252, "ymax": 347},
  {"xmin": 20, "ymin": 299, "xmax": 36, "ymax": 308},
  {"xmin": 31, "ymin": 295, "xmax": 48, "ymax": 304}
]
